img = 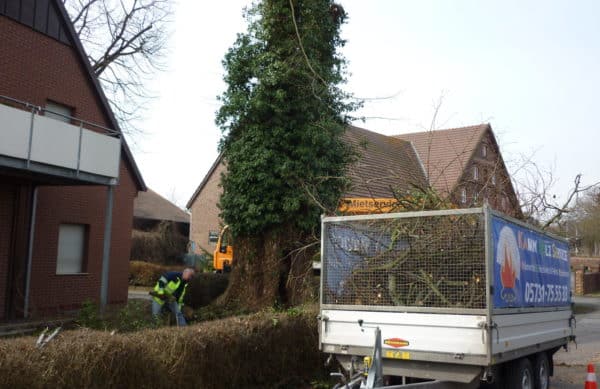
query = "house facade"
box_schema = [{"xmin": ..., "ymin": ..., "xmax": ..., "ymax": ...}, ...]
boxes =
[
  {"xmin": 0, "ymin": 0, "xmax": 145, "ymax": 320},
  {"xmin": 186, "ymin": 125, "xmax": 430, "ymax": 254},
  {"xmin": 397, "ymin": 124, "xmax": 521, "ymax": 217},
  {"xmin": 187, "ymin": 124, "xmax": 521, "ymax": 256}
]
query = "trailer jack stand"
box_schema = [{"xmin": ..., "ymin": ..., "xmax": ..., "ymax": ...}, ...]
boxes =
[{"xmin": 362, "ymin": 325, "xmax": 384, "ymax": 389}]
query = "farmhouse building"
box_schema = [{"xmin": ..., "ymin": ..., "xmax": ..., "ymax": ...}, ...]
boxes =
[
  {"xmin": 0, "ymin": 0, "xmax": 145, "ymax": 320},
  {"xmin": 395, "ymin": 124, "xmax": 520, "ymax": 216},
  {"xmin": 186, "ymin": 123, "xmax": 519, "ymax": 255}
]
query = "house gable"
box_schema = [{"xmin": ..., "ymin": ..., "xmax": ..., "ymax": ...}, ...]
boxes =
[
  {"xmin": 187, "ymin": 158, "xmax": 226, "ymax": 254},
  {"xmin": 395, "ymin": 124, "xmax": 488, "ymax": 196},
  {"xmin": 450, "ymin": 127, "xmax": 521, "ymax": 216},
  {"xmin": 0, "ymin": 0, "xmax": 72, "ymax": 45},
  {"xmin": 0, "ymin": 0, "xmax": 145, "ymax": 191}
]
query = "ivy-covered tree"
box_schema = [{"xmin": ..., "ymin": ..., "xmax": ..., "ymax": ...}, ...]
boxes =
[{"xmin": 216, "ymin": 0, "xmax": 356, "ymax": 308}]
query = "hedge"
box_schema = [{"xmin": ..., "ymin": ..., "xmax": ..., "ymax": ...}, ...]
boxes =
[{"xmin": 0, "ymin": 306, "xmax": 327, "ymax": 388}]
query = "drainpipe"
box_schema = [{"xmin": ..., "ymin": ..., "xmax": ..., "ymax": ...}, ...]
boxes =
[
  {"xmin": 100, "ymin": 185, "xmax": 114, "ymax": 310},
  {"xmin": 24, "ymin": 185, "xmax": 38, "ymax": 318}
]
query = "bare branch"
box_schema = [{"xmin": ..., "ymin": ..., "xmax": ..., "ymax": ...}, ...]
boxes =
[{"xmin": 63, "ymin": 0, "xmax": 171, "ymax": 135}]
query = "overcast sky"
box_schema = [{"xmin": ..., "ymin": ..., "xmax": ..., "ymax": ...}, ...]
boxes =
[{"xmin": 132, "ymin": 0, "xmax": 600, "ymax": 209}]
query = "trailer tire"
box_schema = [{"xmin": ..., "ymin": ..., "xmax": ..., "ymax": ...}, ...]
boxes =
[
  {"xmin": 505, "ymin": 358, "xmax": 534, "ymax": 389},
  {"xmin": 533, "ymin": 353, "xmax": 550, "ymax": 389}
]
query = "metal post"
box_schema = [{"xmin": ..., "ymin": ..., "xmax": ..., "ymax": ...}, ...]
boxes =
[
  {"xmin": 76, "ymin": 122, "xmax": 83, "ymax": 176},
  {"xmin": 365, "ymin": 327, "xmax": 384, "ymax": 389},
  {"xmin": 100, "ymin": 186, "xmax": 114, "ymax": 309},
  {"xmin": 24, "ymin": 186, "xmax": 38, "ymax": 318},
  {"xmin": 484, "ymin": 205, "xmax": 494, "ymax": 363},
  {"xmin": 26, "ymin": 108, "xmax": 36, "ymax": 168}
]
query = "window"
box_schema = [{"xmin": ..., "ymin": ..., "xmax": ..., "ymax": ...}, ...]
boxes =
[
  {"xmin": 460, "ymin": 188, "xmax": 467, "ymax": 204},
  {"xmin": 501, "ymin": 196, "xmax": 507, "ymax": 210},
  {"xmin": 474, "ymin": 192, "xmax": 479, "ymax": 203},
  {"xmin": 482, "ymin": 145, "xmax": 488, "ymax": 158},
  {"xmin": 473, "ymin": 166, "xmax": 479, "ymax": 181},
  {"xmin": 45, "ymin": 101, "xmax": 73, "ymax": 123},
  {"xmin": 491, "ymin": 174, "xmax": 496, "ymax": 185},
  {"xmin": 208, "ymin": 230, "xmax": 219, "ymax": 244},
  {"xmin": 56, "ymin": 224, "xmax": 87, "ymax": 274}
]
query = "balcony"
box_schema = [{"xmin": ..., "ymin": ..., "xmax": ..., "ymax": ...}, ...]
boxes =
[{"xmin": 0, "ymin": 95, "xmax": 121, "ymax": 186}]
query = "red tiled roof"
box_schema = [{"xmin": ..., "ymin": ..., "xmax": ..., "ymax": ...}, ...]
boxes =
[
  {"xmin": 394, "ymin": 124, "xmax": 489, "ymax": 195},
  {"xmin": 344, "ymin": 126, "xmax": 428, "ymax": 197}
]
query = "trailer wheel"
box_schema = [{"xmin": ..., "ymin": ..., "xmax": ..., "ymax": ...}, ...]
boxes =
[
  {"xmin": 533, "ymin": 353, "xmax": 550, "ymax": 389},
  {"xmin": 506, "ymin": 358, "xmax": 534, "ymax": 389}
]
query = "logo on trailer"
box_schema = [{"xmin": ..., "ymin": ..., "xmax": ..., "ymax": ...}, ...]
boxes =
[
  {"xmin": 496, "ymin": 226, "xmax": 520, "ymax": 303},
  {"xmin": 384, "ymin": 338, "xmax": 410, "ymax": 348}
]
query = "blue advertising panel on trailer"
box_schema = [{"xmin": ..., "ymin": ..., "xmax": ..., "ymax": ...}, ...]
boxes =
[{"xmin": 492, "ymin": 214, "xmax": 571, "ymax": 308}]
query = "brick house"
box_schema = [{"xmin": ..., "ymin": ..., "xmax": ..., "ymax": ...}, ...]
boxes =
[
  {"xmin": 396, "ymin": 124, "xmax": 521, "ymax": 217},
  {"xmin": 0, "ymin": 0, "xmax": 146, "ymax": 320},
  {"xmin": 186, "ymin": 123, "xmax": 519, "ymax": 255}
]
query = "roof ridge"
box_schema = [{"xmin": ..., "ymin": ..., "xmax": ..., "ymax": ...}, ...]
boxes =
[
  {"xmin": 348, "ymin": 125, "xmax": 412, "ymax": 146},
  {"xmin": 392, "ymin": 123, "xmax": 490, "ymax": 138}
]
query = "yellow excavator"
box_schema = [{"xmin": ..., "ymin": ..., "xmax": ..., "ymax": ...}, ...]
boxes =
[{"xmin": 211, "ymin": 198, "xmax": 400, "ymax": 273}]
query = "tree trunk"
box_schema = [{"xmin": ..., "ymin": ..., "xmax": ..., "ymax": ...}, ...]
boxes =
[{"xmin": 217, "ymin": 230, "xmax": 318, "ymax": 310}]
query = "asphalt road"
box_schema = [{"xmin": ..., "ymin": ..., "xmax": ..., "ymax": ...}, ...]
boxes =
[{"xmin": 551, "ymin": 296, "xmax": 600, "ymax": 388}]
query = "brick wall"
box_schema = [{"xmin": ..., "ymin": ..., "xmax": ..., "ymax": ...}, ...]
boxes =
[
  {"xmin": 189, "ymin": 163, "xmax": 225, "ymax": 254},
  {"xmin": 571, "ymin": 257, "xmax": 600, "ymax": 272},
  {"xmin": 0, "ymin": 16, "xmax": 139, "ymax": 317},
  {"xmin": 450, "ymin": 131, "xmax": 521, "ymax": 217}
]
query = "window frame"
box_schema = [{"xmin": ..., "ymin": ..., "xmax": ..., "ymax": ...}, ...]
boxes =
[
  {"xmin": 56, "ymin": 223, "xmax": 89, "ymax": 275},
  {"xmin": 45, "ymin": 100, "xmax": 74, "ymax": 124},
  {"xmin": 473, "ymin": 165, "xmax": 479, "ymax": 181}
]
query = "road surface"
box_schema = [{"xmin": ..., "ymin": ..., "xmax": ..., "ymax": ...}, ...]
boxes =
[{"xmin": 552, "ymin": 296, "xmax": 600, "ymax": 388}]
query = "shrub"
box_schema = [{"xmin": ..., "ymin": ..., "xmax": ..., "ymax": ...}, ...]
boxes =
[
  {"xmin": 184, "ymin": 273, "xmax": 229, "ymax": 308},
  {"xmin": 130, "ymin": 262, "xmax": 229, "ymax": 308},
  {"xmin": 0, "ymin": 306, "xmax": 329, "ymax": 388},
  {"xmin": 75, "ymin": 300, "xmax": 160, "ymax": 332},
  {"xmin": 130, "ymin": 221, "xmax": 187, "ymax": 264},
  {"xmin": 129, "ymin": 260, "xmax": 179, "ymax": 287}
]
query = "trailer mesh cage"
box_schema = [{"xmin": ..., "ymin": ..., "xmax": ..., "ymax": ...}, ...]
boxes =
[{"xmin": 322, "ymin": 211, "xmax": 487, "ymax": 309}]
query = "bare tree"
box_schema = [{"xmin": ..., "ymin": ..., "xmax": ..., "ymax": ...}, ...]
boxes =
[
  {"xmin": 63, "ymin": 0, "xmax": 171, "ymax": 135},
  {"xmin": 507, "ymin": 151, "xmax": 600, "ymax": 229}
]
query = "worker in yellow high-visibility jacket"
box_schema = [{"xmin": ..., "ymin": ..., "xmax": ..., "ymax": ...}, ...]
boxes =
[{"xmin": 151, "ymin": 268, "xmax": 195, "ymax": 326}]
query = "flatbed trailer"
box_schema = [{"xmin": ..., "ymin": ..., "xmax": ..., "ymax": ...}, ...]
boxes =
[{"xmin": 319, "ymin": 207, "xmax": 574, "ymax": 388}]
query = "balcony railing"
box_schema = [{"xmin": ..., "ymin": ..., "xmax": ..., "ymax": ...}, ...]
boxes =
[{"xmin": 0, "ymin": 95, "xmax": 121, "ymax": 185}]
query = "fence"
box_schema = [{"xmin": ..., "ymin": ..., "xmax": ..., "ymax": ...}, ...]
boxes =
[
  {"xmin": 321, "ymin": 209, "xmax": 487, "ymax": 310},
  {"xmin": 573, "ymin": 270, "xmax": 600, "ymax": 295}
]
